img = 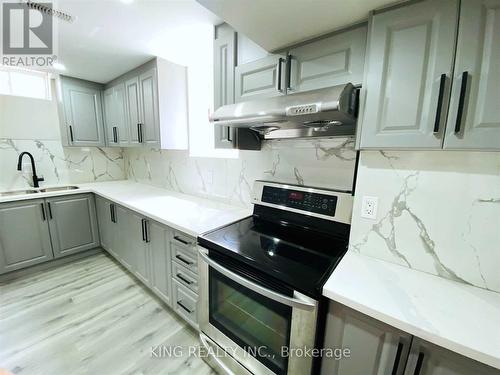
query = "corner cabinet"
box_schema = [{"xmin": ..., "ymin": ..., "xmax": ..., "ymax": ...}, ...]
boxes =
[
  {"xmin": 443, "ymin": 0, "xmax": 500, "ymax": 150},
  {"xmin": 106, "ymin": 58, "xmax": 188, "ymax": 150},
  {"xmin": 59, "ymin": 76, "xmax": 106, "ymax": 147},
  {"xmin": 358, "ymin": 0, "xmax": 500, "ymax": 150},
  {"xmin": 322, "ymin": 302, "xmax": 500, "ymax": 375}
]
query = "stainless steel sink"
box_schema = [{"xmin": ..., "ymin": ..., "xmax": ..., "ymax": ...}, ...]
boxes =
[
  {"xmin": 38, "ymin": 186, "xmax": 79, "ymax": 193},
  {"xmin": 0, "ymin": 189, "xmax": 39, "ymax": 197}
]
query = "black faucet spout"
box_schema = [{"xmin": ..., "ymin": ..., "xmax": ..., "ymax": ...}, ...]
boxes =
[{"xmin": 17, "ymin": 152, "xmax": 44, "ymax": 188}]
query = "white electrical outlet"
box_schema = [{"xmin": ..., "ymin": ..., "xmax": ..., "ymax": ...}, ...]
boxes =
[{"xmin": 361, "ymin": 196, "xmax": 378, "ymax": 219}]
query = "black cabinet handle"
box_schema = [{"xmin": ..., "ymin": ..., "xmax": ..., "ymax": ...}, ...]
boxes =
[
  {"xmin": 286, "ymin": 54, "xmax": 292, "ymax": 90},
  {"xmin": 137, "ymin": 123, "xmax": 143, "ymax": 143},
  {"xmin": 144, "ymin": 220, "xmax": 150, "ymax": 243},
  {"xmin": 177, "ymin": 301, "xmax": 193, "ymax": 314},
  {"xmin": 277, "ymin": 57, "xmax": 284, "ymax": 93},
  {"xmin": 414, "ymin": 352, "xmax": 425, "ymax": 375},
  {"xmin": 391, "ymin": 342, "xmax": 404, "ymax": 375},
  {"xmin": 176, "ymin": 273, "xmax": 193, "ymax": 285},
  {"xmin": 173, "ymin": 236, "xmax": 190, "ymax": 245},
  {"xmin": 46, "ymin": 202, "xmax": 53, "ymax": 220},
  {"xmin": 175, "ymin": 254, "xmax": 193, "ymax": 265},
  {"xmin": 454, "ymin": 71, "xmax": 469, "ymax": 133},
  {"xmin": 113, "ymin": 126, "xmax": 118, "ymax": 143},
  {"xmin": 69, "ymin": 125, "xmax": 74, "ymax": 142},
  {"xmin": 110, "ymin": 204, "xmax": 116, "ymax": 223},
  {"xmin": 433, "ymin": 74, "xmax": 447, "ymax": 133},
  {"xmin": 40, "ymin": 203, "xmax": 46, "ymax": 221},
  {"xmin": 141, "ymin": 219, "xmax": 146, "ymax": 242}
]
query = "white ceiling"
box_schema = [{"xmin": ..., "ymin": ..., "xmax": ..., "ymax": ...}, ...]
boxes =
[
  {"xmin": 54, "ymin": 0, "xmax": 220, "ymax": 83},
  {"xmin": 196, "ymin": 0, "xmax": 404, "ymax": 51}
]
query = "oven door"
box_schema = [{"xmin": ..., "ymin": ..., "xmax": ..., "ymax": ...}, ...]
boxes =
[{"xmin": 198, "ymin": 246, "xmax": 319, "ymax": 375}]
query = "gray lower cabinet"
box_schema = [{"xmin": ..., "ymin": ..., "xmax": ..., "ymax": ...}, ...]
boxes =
[
  {"xmin": 59, "ymin": 76, "xmax": 106, "ymax": 147},
  {"xmin": 46, "ymin": 194, "xmax": 100, "ymax": 258},
  {"xmin": 358, "ymin": 0, "xmax": 458, "ymax": 149},
  {"xmin": 404, "ymin": 338, "xmax": 500, "ymax": 375},
  {"xmin": 0, "ymin": 199, "xmax": 53, "ymax": 273},
  {"xmin": 321, "ymin": 302, "xmax": 411, "ymax": 375},
  {"xmin": 443, "ymin": 0, "xmax": 500, "ymax": 150},
  {"xmin": 148, "ymin": 221, "xmax": 172, "ymax": 306},
  {"xmin": 128, "ymin": 212, "xmax": 151, "ymax": 286},
  {"xmin": 323, "ymin": 302, "xmax": 500, "ymax": 375}
]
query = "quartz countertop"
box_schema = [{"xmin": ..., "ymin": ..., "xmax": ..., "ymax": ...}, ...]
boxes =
[
  {"xmin": 0, "ymin": 181, "xmax": 252, "ymax": 237},
  {"xmin": 323, "ymin": 251, "xmax": 500, "ymax": 370}
]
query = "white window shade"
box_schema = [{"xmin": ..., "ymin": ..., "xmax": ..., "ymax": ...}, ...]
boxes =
[{"xmin": 0, "ymin": 67, "xmax": 51, "ymax": 100}]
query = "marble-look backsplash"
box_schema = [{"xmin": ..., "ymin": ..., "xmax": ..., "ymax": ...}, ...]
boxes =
[
  {"xmin": 350, "ymin": 150, "xmax": 500, "ymax": 293},
  {"xmin": 124, "ymin": 138, "xmax": 357, "ymax": 208},
  {"xmin": 0, "ymin": 139, "xmax": 125, "ymax": 190}
]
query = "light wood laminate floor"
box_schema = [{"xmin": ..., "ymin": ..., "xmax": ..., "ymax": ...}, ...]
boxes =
[{"xmin": 0, "ymin": 252, "xmax": 216, "ymax": 375}]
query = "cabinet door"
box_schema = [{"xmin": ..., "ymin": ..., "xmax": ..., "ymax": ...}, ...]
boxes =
[
  {"xmin": 444, "ymin": 0, "xmax": 500, "ymax": 150},
  {"xmin": 127, "ymin": 212, "xmax": 150, "ymax": 285},
  {"xmin": 235, "ymin": 54, "xmax": 286, "ymax": 102},
  {"xmin": 61, "ymin": 78, "xmax": 105, "ymax": 147},
  {"xmin": 138, "ymin": 69, "xmax": 160, "ymax": 147},
  {"xmin": 113, "ymin": 82, "xmax": 129, "ymax": 146},
  {"xmin": 0, "ymin": 199, "xmax": 53, "ymax": 274},
  {"xmin": 214, "ymin": 31, "xmax": 236, "ymax": 149},
  {"xmin": 125, "ymin": 76, "xmax": 141, "ymax": 146},
  {"xmin": 149, "ymin": 221, "xmax": 172, "ymax": 306},
  {"xmin": 95, "ymin": 196, "xmax": 112, "ymax": 251},
  {"xmin": 288, "ymin": 25, "xmax": 367, "ymax": 93},
  {"xmin": 321, "ymin": 302, "xmax": 411, "ymax": 375},
  {"xmin": 103, "ymin": 87, "xmax": 118, "ymax": 147},
  {"xmin": 404, "ymin": 338, "xmax": 499, "ymax": 375},
  {"xmin": 358, "ymin": 0, "xmax": 458, "ymax": 149},
  {"xmin": 114, "ymin": 205, "xmax": 131, "ymax": 269},
  {"xmin": 46, "ymin": 194, "xmax": 100, "ymax": 258}
]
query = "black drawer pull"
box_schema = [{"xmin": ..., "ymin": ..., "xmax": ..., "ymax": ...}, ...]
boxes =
[
  {"xmin": 40, "ymin": 203, "xmax": 46, "ymax": 221},
  {"xmin": 454, "ymin": 71, "xmax": 469, "ymax": 133},
  {"xmin": 433, "ymin": 73, "xmax": 447, "ymax": 133},
  {"xmin": 175, "ymin": 254, "xmax": 193, "ymax": 265},
  {"xmin": 173, "ymin": 236, "xmax": 190, "ymax": 245},
  {"xmin": 177, "ymin": 301, "xmax": 193, "ymax": 314},
  {"xmin": 141, "ymin": 219, "xmax": 146, "ymax": 242},
  {"xmin": 69, "ymin": 125, "xmax": 74, "ymax": 142},
  {"xmin": 414, "ymin": 352, "xmax": 425, "ymax": 375},
  {"xmin": 46, "ymin": 202, "xmax": 53, "ymax": 219},
  {"xmin": 391, "ymin": 342, "xmax": 404, "ymax": 375},
  {"xmin": 176, "ymin": 273, "xmax": 193, "ymax": 285}
]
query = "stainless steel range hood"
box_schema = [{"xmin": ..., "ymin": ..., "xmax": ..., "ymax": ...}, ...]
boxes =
[{"xmin": 211, "ymin": 83, "xmax": 358, "ymax": 140}]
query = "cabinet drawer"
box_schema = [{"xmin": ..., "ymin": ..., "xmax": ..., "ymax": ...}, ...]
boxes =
[
  {"xmin": 172, "ymin": 261, "xmax": 198, "ymax": 293},
  {"xmin": 172, "ymin": 280, "xmax": 198, "ymax": 327},
  {"xmin": 171, "ymin": 243, "xmax": 197, "ymax": 273},
  {"xmin": 171, "ymin": 231, "xmax": 196, "ymax": 249}
]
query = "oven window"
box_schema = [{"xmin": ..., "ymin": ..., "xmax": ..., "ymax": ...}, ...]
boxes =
[{"xmin": 209, "ymin": 268, "xmax": 292, "ymax": 375}]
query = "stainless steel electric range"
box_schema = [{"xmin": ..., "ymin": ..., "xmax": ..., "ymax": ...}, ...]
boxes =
[{"xmin": 197, "ymin": 181, "xmax": 353, "ymax": 375}]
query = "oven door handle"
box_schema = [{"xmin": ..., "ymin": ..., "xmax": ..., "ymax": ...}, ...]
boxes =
[
  {"xmin": 198, "ymin": 247, "xmax": 316, "ymax": 311},
  {"xmin": 199, "ymin": 332, "xmax": 237, "ymax": 375}
]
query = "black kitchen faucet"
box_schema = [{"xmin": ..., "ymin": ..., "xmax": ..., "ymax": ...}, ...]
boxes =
[{"xmin": 17, "ymin": 152, "xmax": 44, "ymax": 188}]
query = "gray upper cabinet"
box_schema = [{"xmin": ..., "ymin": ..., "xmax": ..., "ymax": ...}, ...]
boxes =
[
  {"xmin": 443, "ymin": 0, "xmax": 500, "ymax": 150},
  {"xmin": 235, "ymin": 54, "xmax": 287, "ymax": 102},
  {"xmin": 321, "ymin": 302, "xmax": 411, "ymax": 375},
  {"xmin": 60, "ymin": 76, "xmax": 106, "ymax": 147},
  {"xmin": 138, "ymin": 68, "xmax": 160, "ymax": 147},
  {"xmin": 0, "ymin": 199, "xmax": 53, "ymax": 274},
  {"xmin": 46, "ymin": 194, "xmax": 100, "ymax": 258},
  {"xmin": 103, "ymin": 83, "xmax": 129, "ymax": 147},
  {"xmin": 288, "ymin": 25, "xmax": 367, "ymax": 93},
  {"xmin": 358, "ymin": 0, "xmax": 458, "ymax": 149},
  {"xmin": 125, "ymin": 76, "xmax": 142, "ymax": 146},
  {"xmin": 214, "ymin": 30, "xmax": 236, "ymax": 149},
  {"xmin": 404, "ymin": 338, "xmax": 499, "ymax": 375}
]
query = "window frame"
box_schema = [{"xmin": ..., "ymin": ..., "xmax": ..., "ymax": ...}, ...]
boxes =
[{"xmin": 0, "ymin": 66, "xmax": 51, "ymax": 100}]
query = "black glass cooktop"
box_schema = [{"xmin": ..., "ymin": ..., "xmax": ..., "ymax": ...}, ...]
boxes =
[{"xmin": 198, "ymin": 215, "xmax": 349, "ymax": 298}]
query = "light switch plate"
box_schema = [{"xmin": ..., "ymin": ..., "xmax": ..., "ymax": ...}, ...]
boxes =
[{"xmin": 361, "ymin": 196, "xmax": 378, "ymax": 219}]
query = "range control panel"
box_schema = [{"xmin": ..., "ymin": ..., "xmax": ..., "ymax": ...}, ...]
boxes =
[
  {"xmin": 261, "ymin": 186, "xmax": 337, "ymax": 217},
  {"xmin": 286, "ymin": 103, "xmax": 319, "ymax": 116}
]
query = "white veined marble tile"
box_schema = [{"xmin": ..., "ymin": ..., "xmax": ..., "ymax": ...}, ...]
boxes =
[
  {"xmin": 0, "ymin": 138, "xmax": 125, "ymax": 190},
  {"xmin": 349, "ymin": 150, "xmax": 500, "ymax": 293}
]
